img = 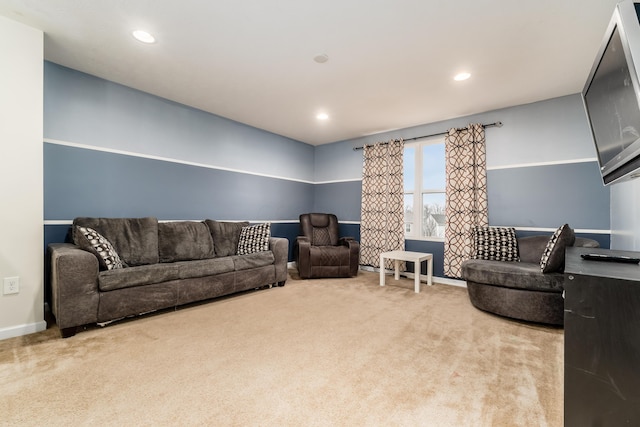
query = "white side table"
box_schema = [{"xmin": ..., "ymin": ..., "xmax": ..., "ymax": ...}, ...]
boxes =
[{"xmin": 379, "ymin": 251, "xmax": 433, "ymax": 293}]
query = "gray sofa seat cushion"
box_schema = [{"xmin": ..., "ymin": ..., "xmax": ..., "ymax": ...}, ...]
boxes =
[
  {"xmin": 98, "ymin": 263, "xmax": 180, "ymax": 292},
  {"xmin": 231, "ymin": 251, "xmax": 275, "ymax": 271},
  {"xmin": 158, "ymin": 221, "xmax": 214, "ymax": 262},
  {"xmin": 74, "ymin": 217, "xmax": 159, "ymax": 266},
  {"xmin": 174, "ymin": 257, "xmax": 235, "ymax": 279},
  {"xmin": 461, "ymin": 259, "xmax": 564, "ymax": 293},
  {"xmin": 204, "ymin": 220, "xmax": 249, "ymax": 257}
]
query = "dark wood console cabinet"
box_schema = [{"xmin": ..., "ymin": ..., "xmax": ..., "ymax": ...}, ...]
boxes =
[{"xmin": 564, "ymin": 247, "xmax": 640, "ymax": 426}]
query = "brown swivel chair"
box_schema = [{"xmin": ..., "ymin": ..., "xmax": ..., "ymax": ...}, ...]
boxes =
[{"xmin": 295, "ymin": 213, "xmax": 360, "ymax": 279}]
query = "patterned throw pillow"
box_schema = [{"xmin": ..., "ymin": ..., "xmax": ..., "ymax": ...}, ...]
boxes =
[
  {"xmin": 540, "ymin": 224, "xmax": 575, "ymax": 273},
  {"xmin": 237, "ymin": 223, "xmax": 271, "ymax": 255},
  {"xmin": 76, "ymin": 226, "xmax": 125, "ymax": 270},
  {"xmin": 472, "ymin": 226, "xmax": 520, "ymax": 262}
]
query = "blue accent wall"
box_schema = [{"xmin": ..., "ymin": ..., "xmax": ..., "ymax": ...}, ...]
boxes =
[
  {"xmin": 313, "ymin": 181, "xmax": 362, "ymax": 222},
  {"xmin": 43, "ymin": 62, "xmax": 612, "ymax": 277},
  {"xmin": 44, "ymin": 143, "xmax": 313, "ymax": 221},
  {"xmin": 44, "ymin": 63, "xmax": 315, "ymax": 183},
  {"xmin": 43, "ymin": 62, "xmax": 320, "ymax": 261},
  {"xmin": 311, "ymin": 95, "xmax": 611, "ymax": 278},
  {"xmin": 487, "ymin": 161, "xmax": 609, "ymax": 230}
]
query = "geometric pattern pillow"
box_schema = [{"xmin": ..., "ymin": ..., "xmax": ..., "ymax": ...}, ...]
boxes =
[
  {"xmin": 237, "ymin": 223, "xmax": 271, "ymax": 255},
  {"xmin": 76, "ymin": 226, "xmax": 125, "ymax": 270},
  {"xmin": 472, "ymin": 226, "xmax": 520, "ymax": 262},
  {"xmin": 540, "ymin": 224, "xmax": 575, "ymax": 273}
]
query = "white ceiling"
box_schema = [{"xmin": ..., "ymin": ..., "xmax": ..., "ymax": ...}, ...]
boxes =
[{"xmin": 0, "ymin": 0, "xmax": 621, "ymax": 145}]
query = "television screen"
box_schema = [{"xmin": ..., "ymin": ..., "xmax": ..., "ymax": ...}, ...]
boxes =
[
  {"xmin": 585, "ymin": 25, "xmax": 640, "ymax": 167},
  {"xmin": 583, "ymin": 1, "xmax": 640, "ymax": 185}
]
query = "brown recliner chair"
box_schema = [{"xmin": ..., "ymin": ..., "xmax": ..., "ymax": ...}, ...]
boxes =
[{"xmin": 295, "ymin": 213, "xmax": 360, "ymax": 279}]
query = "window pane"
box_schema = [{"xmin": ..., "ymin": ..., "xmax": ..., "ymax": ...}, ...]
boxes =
[
  {"xmin": 422, "ymin": 143, "xmax": 445, "ymax": 190},
  {"xmin": 422, "ymin": 193, "xmax": 446, "ymax": 238},
  {"xmin": 404, "ymin": 147, "xmax": 415, "ymax": 192},
  {"xmin": 404, "ymin": 193, "xmax": 414, "ymax": 234}
]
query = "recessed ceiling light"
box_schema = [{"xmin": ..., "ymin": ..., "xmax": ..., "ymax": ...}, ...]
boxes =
[
  {"xmin": 313, "ymin": 54, "xmax": 329, "ymax": 64},
  {"xmin": 132, "ymin": 30, "xmax": 156, "ymax": 44},
  {"xmin": 316, "ymin": 113, "xmax": 329, "ymax": 120},
  {"xmin": 454, "ymin": 72, "xmax": 471, "ymax": 81}
]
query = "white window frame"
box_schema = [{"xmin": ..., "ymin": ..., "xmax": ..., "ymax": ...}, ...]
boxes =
[{"xmin": 404, "ymin": 135, "xmax": 446, "ymax": 242}]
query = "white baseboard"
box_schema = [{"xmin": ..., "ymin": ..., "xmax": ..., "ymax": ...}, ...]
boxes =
[{"xmin": 0, "ymin": 320, "xmax": 47, "ymax": 341}]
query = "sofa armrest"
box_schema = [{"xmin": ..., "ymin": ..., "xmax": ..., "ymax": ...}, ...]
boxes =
[
  {"xmin": 269, "ymin": 237, "xmax": 289, "ymax": 285},
  {"xmin": 48, "ymin": 243, "xmax": 100, "ymax": 336}
]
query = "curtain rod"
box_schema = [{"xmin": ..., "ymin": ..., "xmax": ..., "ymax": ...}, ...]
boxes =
[{"xmin": 352, "ymin": 121, "xmax": 503, "ymax": 151}]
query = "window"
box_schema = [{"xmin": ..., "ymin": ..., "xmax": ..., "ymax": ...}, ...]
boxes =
[{"xmin": 404, "ymin": 136, "xmax": 446, "ymax": 240}]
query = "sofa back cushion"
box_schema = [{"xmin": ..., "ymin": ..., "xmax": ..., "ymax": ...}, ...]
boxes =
[
  {"xmin": 299, "ymin": 213, "xmax": 340, "ymax": 246},
  {"xmin": 73, "ymin": 217, "xmax": 159, "ymax": 266},
  {"xmin": 204, "ymin": 220, "xmax": 249, "ymax": 257},
  {"xmin": 158, "ymin": 221, "xmax": 214, "ymax": 263},
  {"xmin": 517, "ymin": 235, "xmax": 555, "ymax": 263}
]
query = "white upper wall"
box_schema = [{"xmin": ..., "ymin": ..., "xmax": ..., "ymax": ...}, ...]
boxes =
[
  {"xmin": 611, "ymin": 178, "xmax": 640, "ymax": 250},
  {"xmin": 0, "ymin": 16, "xmax": 44, "ymax": 339}
]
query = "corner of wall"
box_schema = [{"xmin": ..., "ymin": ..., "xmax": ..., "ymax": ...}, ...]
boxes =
[{"xmin": 0, "ymin": 15, "xmax": 45, "ymax": 339}]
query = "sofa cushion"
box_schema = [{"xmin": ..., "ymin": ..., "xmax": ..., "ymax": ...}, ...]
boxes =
[
  {"xmin": 174, "ymin": 257, "xmax": 235, "ymax": 280},
  {"xmin": 204, "ymin": 220, "xmax": 249, "ymax": 257},
  {"xmin": 472, "ymin": 226, "xmax": 519, "ymax": 262},
  {"xmin": 231, "ymin": 251, "xmax": 275, "ymax": 271},
  {"xmin": 158, "ymin": 221, "xmax": 215, "ymax": 263},
  {"xmin": 540, "ymin": 224, "xmax": 575, "ymax": 273},
  {"xmin": 73, "ymin": 217, "xmax": 159, "ymax": 266},
  {"xmin": 462, "ymin": 259, "xmax": 564, "ymax": 293},
  {"xmin": 75, "ymin": 226, "xmax": 125, "ymax": 270},
  {"xmin": 98, "ymin": 263, "xmax": 180, "ymax": 292},
  {"xmin": 237, "ymin": 223, "xmax": 271, "ymax": 255}
]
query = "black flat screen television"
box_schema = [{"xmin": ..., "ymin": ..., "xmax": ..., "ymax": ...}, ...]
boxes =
[{"xmin": 583, "ymin": 0, "xmax": 640, "ymax": 185}]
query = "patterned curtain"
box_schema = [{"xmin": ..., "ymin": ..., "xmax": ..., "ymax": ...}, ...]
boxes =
[
  {"xmin": 360, "ymin": 139, "xmax": 405, "ymax": 268},
  {"xmin": 444, "ymin": 124, "xmax": 488, "ymax": 278}
]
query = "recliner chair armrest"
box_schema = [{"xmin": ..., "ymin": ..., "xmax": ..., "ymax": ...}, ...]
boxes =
[{"xmin": 339, "ymin": 237, "xmax": 360, "ymax": 276}]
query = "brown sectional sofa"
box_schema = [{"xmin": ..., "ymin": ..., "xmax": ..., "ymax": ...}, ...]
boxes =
[{"xmin": 48, "ymin": 217, "xmax": 288, "ymax": 337}]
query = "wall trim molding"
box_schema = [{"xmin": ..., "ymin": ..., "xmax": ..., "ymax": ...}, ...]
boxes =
[
  {"xmin": 44, "ymin": 220, "xmax": 609, "ymax": 235},
  {"xmin": 44, "ymin": 138, "xmax": 316, "ymax": 184},
  {"xmin": 44, "ymin": 219, "xmax": 363, "ymax": 226},
  {"xmin": 314, "ymin": 178, "xmax": 362, "ymax": 184},
  {"xmin": 486, "ymin": 157, "xmax": 598, "ymax": 171},
  {"xmin": 316, "ymin": 158, "xmax": 602, "ymax": 183},
  {"xmin": 0, "ymin": 320, "xmax": 47, "ymax": 341},
  {"xmin": 511, "ymin": 226, "xmax": 611, "ymax": 234}
]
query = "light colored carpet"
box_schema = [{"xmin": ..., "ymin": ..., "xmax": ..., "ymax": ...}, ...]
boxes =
[{"xmin": 0, "ymin": 270, "xmax": 563, "ymax": 426}]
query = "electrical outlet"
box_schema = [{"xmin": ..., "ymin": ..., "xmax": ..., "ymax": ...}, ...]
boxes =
[{"xmin": 3, "ymin": 277, "xmax": 19, "ymax": 295}]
